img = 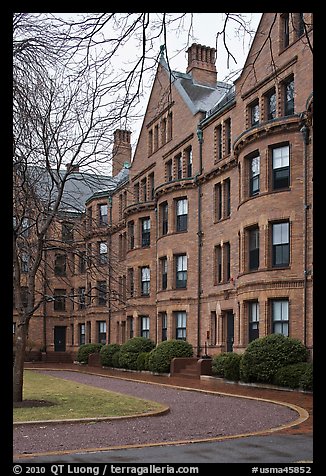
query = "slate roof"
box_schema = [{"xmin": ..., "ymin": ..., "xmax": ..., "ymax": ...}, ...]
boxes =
[
  {"xmin": 30, "ymin": 165, "xmax": 129, "ymax": 214},
  {"xmin": 160, "ymin": 56, "xmax": 233, "ymax": 115}
]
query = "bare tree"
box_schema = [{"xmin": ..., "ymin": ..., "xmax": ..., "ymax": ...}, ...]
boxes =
[{"xmin": 13, "ymin": 12, "xmax": 269, "ymax": 401}]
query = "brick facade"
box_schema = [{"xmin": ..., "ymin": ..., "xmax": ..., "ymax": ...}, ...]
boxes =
[{"xmin": 14, "ymin": 13, "xmax": 313, "ymax": 358}]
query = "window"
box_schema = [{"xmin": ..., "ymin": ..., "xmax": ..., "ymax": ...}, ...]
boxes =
[
  {"xmin": 78, "ymin": 287, "xmax": 86, "ymax": 310},
  {"xmin": 54, "ymin": 289, "xmax": 66, "ymax": 311},
  {"xmin": 127, "ymin": 316, "xmax": 134, "ymax": 339},
  {"xmin": 175, "ymin": 254, "xmax": 187, "ymax": 289},
  {"xmin": 154, "ymin": 124, "xmax": 159, "ymax": 151},
  {"xmin": 215, "ymin": 245, "xmax": 222, "ymax": 284},
  {"xmin": 141, "ymin": 316, "xmax": 150, "ymax": 338},
  {"xmin": 161, "ymin": 118, "xmax": 167, "ymax": 145},
  {"xmin": 250, "ymin": 100, "xmax": 260, "ymax": 126},
  {"xmin": 141, "ymin": 217, "xmax": 150, "ymax": 247},
  {"xmin": 160, "ymin": 257, "xmax": 168, "ymax": 290},
  {"xmin": 283, "ymin": 76, "xmax": 294, "ymax": 116},
  {"xmin": 296, "ymin": 13, "xmax": 305, "ymax": 38},
  {"xmin": 148, "ymin": 129, "xmax": 153, "ymax": 156},
  {"xmin": 97, "ymin": 281, "xmax": 107, "ymax": 306},
  {"xmin": 54, "ymin": 254, "xmax": 66, "ymax": 276},
  {"xmin": 21, "ymin": 253, "xmax": 29, "ymax": 273},
  {"xmin": 175, "ymin": 311, "xmax": 187, "ymax": 340},
  {"xmin": 272, "ymin": 221, "xmax": 290, "ymax": 267},
  {"xmin": 272, "ymin": 299, "xmax": 289, "ymax": 336},
  {"xmin": 272, "ymin": 145, "xmax": 290, "ymax": 189},
  {"xmin": 141, "ymin": 267, "xmax": 150, "ymax": 296},
  {"xmin": 99, "ymin": 242, "xmax": 107, "ymax": 264},
  {"xmin": 62, "ymin": 222, "xmax": 73, "ymax": 242},
  {"xmin": 225, "ymin": 118, "xmax": 231, "ymax": 155},
  {"xmin": 248, "ymin": 227, "xmax": 259, "ymax": 271},
  {"xmin": 128, "ymin": 268, "xmax": 134, "ymax": 297},
  {"xmin": 224, "ymin": 179, "xmax": 231, "ymax": 217},
  {"xmin": 79, "ymin": 324, "xmax": 86, "ymax": 345},
  {"xmin": 215, "ymin": 183, "xmax": 222, "ymax": 221},
  {"xmin": 166, "ymin": 160, "xmax": 173, "ymax": 182},
  {"xmin": 99, "ymin": 204, "xmax": 108, "ymax": 226},
  {"xmin": 185, "ymin": 147, "xmax": 192, "ymax": 177},
  {"xmin": 98, "ymin": 321, "xmax": 107, "ymax": 344},
  {"xmin": 167, "ymin": 112, "xmax": 173, "ymax": 141},
  {"xmin": 249, "ymin": 302, "xmax": 259, "ymax": 342},
  {"xmin": 176, "ymin": 153, "xmax": 182, "ymax": 179},
  {"xmin": 282, "ymin": 13, "xmax": 290, "ymax": 48},
  {"xmin": 128, "ymin": 221, "xmax": 135, "ymax": 249},
  {"xmin": 249, "ymin": 154, "xmax": 260, "ymax": 196},
  {"xmin": 224, "ymin": 242, "xmax": 231, "ymax": 282},
  {"xmin": 79, "ymin": 251, "xmax": 86, "ymax": 274},
  {"xmin": 21, "ymin": 217, "xmax": 29, "ymax": 237},
  {"xmin": 161, "ymin": 202, "xmax": 168, "ymax": 236},
  {"xmin": 216, "ymin": 124, "xmax": 222, "ymax": 161},
  {"xmin": 149, "ymin": 173, "xmax": 155, "ymax": 200},
  {"xmin": 265, "ymin": 88, "xmax": 276, "ymax": 120},
  {"xmin": 134, "ymin": 183, "xmax": 140, "ymax": 203},
  {"xmin": 119, "ymin": 194, "xmax": 123, "ymax": 220},
  {"xmin": 141, "ymin": 177, "xmax": 147, "ymax": 202},
  {"xmin": 161, "ymin": 312, "xmax": 167, "ymax": 341},
  {"xmin": 176, "ymin": 198, "xmax": 188, "ymax": 232}
]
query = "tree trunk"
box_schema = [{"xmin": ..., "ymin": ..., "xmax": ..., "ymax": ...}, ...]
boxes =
[{"xmin": 13, "ymin": 321, "xmax": 28, "ymax": 402}]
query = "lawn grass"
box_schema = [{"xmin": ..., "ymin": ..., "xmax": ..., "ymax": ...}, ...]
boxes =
[{"xmin": 13, "ymin": 370, "xmax": 166, "ymax": 422}]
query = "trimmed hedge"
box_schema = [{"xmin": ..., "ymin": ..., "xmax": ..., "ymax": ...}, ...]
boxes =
[
  {"xmin": 212, "ymin": 353, "xmax": 242, "ymax": 381},
  {"xmin": 136, "ymin": 352, "xmax": 151, "ymax": 371},
  {"xmin": 76, "ymin": 343, "xmax": 103, "ymax": 364},
  {"xmin": 299, "ymin": 363, "xmax": 313, "ymax": 391},
  {"xmin": 119, "ymin": 337, "xmax": 155, "ymax": 370},
  {"xmin": 224, "ymin": 353, "xmax": 242, "ymax": 381},
  {"xmin": 273, "ymin": 362, "xmax": 312, "ymax": 389},
  {"xmin": 111, "ymin": 350, "xmax": 122, "ymax": 368},
  {"xmin": 212, "ymin": 353, "xmax": 230, "ymax": 377},
  {"xmin": 100, "ymin": 344, "xmax": 121, "ymax": 367},
  {"xmin": 148, "ymin": 339, "xmax": 193, "ymax": 373},
  {"xmin": 240, "ymin": 334, "xmax": 308, "ymax": 383}
]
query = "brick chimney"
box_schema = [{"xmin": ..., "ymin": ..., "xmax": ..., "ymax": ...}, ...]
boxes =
[
  {"xmin": 186, "ymin": 43, "xmax": 217, "ymax": 86},
  {"xmin": 112, "ymin": 129, "xmax": 132, "ymax": 177}
]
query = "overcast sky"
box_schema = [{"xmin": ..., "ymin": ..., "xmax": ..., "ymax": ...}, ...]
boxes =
[{"xmin": 124, "ymin": 12, "xmax": 263, "ymax": 151}]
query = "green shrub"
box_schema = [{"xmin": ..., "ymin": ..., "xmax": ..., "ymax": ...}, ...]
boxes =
[
  {"xmin": 136, "ymin": 352, "xmax": 151, "ymax": 371},
  {"xmin": 273, "ymin": 362, "xmax": 311, "ymax": 389},
  {"xmin": 76, "ymin": 343, "xmax": 103, "ymax": 364},
  {"xmin": 240, "ymin": 334, "xmax": 308, "ymax": 384},
  {"xmin": 100, "ymin": 344, "xmax": 121, "ymax": 367},
  {"xmin": 148, "ymin": 339, "xmax": 193, "ymax": 373},
  {"xmin": 119, "ymin": 337, "xmax": 155, "ymax": 370},
  {"xmin": 111, "ymin": 350, "xmax": 122, "ymax": 368},
  {"xmin": 212, "ymin": 353, "xmax": 229, "ymax": 377},
  {"xmin": 299, "ymin": 362, "xmax": 313, "ymax": 391},
  {"xmin": 224, "ymin": 353, "xmax": 242, "ymax": 381}
]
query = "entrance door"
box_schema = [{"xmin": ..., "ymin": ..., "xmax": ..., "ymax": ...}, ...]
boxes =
[
  {"xmin": 226, "ymin": 312, "xmax": 234, "ymax": 352},
  {"xmin": 54, "ymin": 326, "xmax": 66, "ymax": 352}
]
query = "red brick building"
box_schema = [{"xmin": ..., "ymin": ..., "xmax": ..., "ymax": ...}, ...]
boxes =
[{"xmin": 14, "ymin": 13, "xmax": 313, "ymax": 360}]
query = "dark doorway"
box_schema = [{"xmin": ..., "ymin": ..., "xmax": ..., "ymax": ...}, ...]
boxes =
[
  {"xmin": 54, "ymin": 326, "xmax": 66, "ymax": 352},
  {"xmin": 226, "ymin": 311, "xmax": 234, "ymax": 352}
]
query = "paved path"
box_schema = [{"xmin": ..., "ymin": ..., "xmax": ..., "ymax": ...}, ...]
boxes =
[
  {"xmin": 14, "ymin": 434, "xmax": 313, "ymax": 464},
  {"xmin": 14, "ymin": 364, "xmax": 313, "ymax": 463}
]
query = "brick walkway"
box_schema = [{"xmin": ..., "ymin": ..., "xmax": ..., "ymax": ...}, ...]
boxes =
[{"xmin": 24, "ymin": 362, "xmax": 313, "ymax": 436}]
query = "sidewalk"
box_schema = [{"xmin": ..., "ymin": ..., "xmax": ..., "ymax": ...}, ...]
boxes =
[{"xmin": 24, "ymin": 361, "xmax": 313, "ymax": 436}]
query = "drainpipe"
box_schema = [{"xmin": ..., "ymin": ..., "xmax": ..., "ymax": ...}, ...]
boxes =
[
  {"xmin": 196, "ymin": 125, "xmax": 204, "ymax": 357},
  {"xmin": 300, "ymin": 121, "xmax": 310, "ymax": 347},
  {"xmin": 108, "ymin": 194, "xmax": 113, "ymax": 344}
]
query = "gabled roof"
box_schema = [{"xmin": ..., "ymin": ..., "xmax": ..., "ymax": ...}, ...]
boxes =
[{"xmin": 160, "ymin": 55, "xmax": 233, "ymax": 115}]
